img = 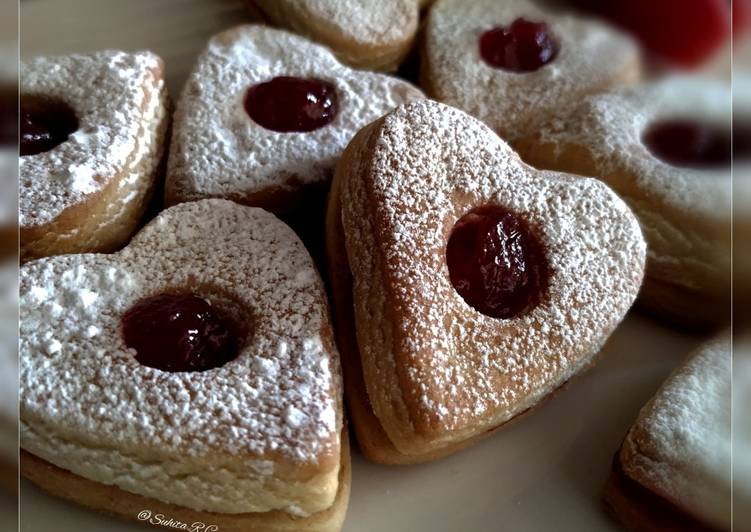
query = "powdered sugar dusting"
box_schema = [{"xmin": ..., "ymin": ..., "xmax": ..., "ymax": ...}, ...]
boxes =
[
  {"xmin": 167, "ymin": 25, "xmax": 423, "ymax": 206},
  {"xmin": 20, "ymin": 50, "xmax": 163, "ymax": 227},
  {"xmin": 527, "ymin": 78, "xmax": 734, "ymax": 297},
  {"xmin": 257, "ymin": 0, "xmax": 416, "ymax": 46},
  {"xmin": 341, "ymin": 100, "xmax": 645, "ymax": 447},
  {"xmin": 534, "ymin": 77, "xmax": 732, "ymax": 220},
  {"xmin": 620, "ymin": 332, "xmax": 731, "ymax": 530},
  {"xmin": 20, "ymin": 199, "xmax": 342, "ymax": 514},
  {"xmin": 423, "ymin": 0, "xmax": 639, "ymax": 141},
  {"xmin": 734, "ymin": 337, "xmax": 751, "ymax": 526}
]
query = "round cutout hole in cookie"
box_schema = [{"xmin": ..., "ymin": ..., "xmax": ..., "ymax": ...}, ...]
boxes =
[
  {"xmin": 20, "ymin": 94, "xmax": 79, "ymax": 156},
  {"xmin": 446, "ymin": 205, "xmax": 548, "ymax": 319},
  {"xmin": 122, "ymin": 288, "xmax": 252, "ymax": 373},
  {"xmin": 244, "ymin": 76, "xmax": 339, "ymax": 133},
  {"xmin": 734, "ymin": 124, "xmax": 751, "ymax": 161},
  {"xmin": 642, "ymin": 119, "xmax": 732, "ymax": 168},
  {"xmin": 479, "ymin": 18, "xmax": 560, "ymax": 73}
]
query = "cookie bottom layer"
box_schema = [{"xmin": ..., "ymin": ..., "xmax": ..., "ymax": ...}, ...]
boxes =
[
  {"xmin": 637, "ymin": 276, "xmax": 729, "ymax": 331},
  {"xmin": 603, "ymin": 454, "xmax": 718, "ymax": 532},
  {"xmin": 21, "ymin": 432, "xmax": 351, "ymax": 532}
]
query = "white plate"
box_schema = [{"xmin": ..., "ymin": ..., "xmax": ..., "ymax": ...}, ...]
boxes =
[{"xmin": 19, "ymin": 1, "xmax": 708, "ymax": 530}]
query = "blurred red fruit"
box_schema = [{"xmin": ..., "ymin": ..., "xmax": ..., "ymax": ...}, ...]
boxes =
[
  {"xmin": 735, "ymin": 0, "xmax": 751, "ymax": 37},
  {"xmin": 568, "ymin": 0, "xmax": 730, "ymax": 68}
]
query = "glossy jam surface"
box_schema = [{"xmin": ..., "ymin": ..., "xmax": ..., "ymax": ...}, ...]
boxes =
[
  {"xmin": 122, "ymin": 294, "xmax": 239, "ymax": 372},
  {"xmin": 734, "ymin": 123, "xmax": 751, "ymax": 161},
  {"xmin": 244, "ymin": 76, "xmax": 338, "ymax": 133},
  {"xmin": 643, "ymin": 120, "xmax": 731, "ymax": 168},
  {"xmin": 20, "ymin": 95, "xmax": 79, "ymax": 156},
  {"xmin": 446, "ymin": 206, "xmax": 548, "ymax": 319},
  {"xmin": 479, "ymin": 18, "xmax": 560, "ymax": 72}
]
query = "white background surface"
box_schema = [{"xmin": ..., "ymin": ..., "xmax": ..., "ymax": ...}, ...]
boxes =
[{"xmin": 19, "ymin": 1, "xmax": 709, "ymax": 530}]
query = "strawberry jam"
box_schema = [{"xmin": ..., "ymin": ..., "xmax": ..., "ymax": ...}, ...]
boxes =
[
  {"xmin": 122, "ymin": 294, "xmax": 239, "ymax": 372},
  {"xmin": 244, "ymin": 76, "xmax": 338, "ymax": 133},
  {"xmin": 735, "ymin": 124, "xmax": 751, "ymax": 161},
  {"xmin": 643, "ymin": 120, "xmax": 731, "ymax": 168},
  {"xmin": 20, "ymin": 95, "xmax": 78, "ymax": 156},
  {"xmin": 479, "ymin": 18, "xmax": 560, "ymax": 72},
  {"xmin": 446, "ymin": 206, "xmax": 547, "ymax": 319}
]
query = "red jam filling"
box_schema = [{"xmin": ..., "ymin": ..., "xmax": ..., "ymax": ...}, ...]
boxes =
[
  {"xmin": 20, "ymin": 95, "xmax": 78, "ymax": 156},
  {"xmin": 244, "ymin": 76, "xmax": 338, "ymax": 133},
  {"xmin": 643, "ymin": 120, "xmax": 731, "ymax": 168},
  {"xmin": 446, "ymin": 206, "xmax": 548, "ymax": 319},
  {"xmin": 734, "ymin": 123, "xmax": 751, "ymax": 161},
  {"xmin": 122, "ymin": 294, "xmax": 239, "ymax": 372},
  {"xmin": 479, "ymin": 18, "xmax": 560, "ymax": 72}
]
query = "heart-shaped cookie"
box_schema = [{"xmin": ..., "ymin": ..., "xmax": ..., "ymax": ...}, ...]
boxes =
[
  {"xmin": 20, "ymin": 50, "xmax": 170, "ymax": 263},
  {"xmin": 20, "ymin": 199, "xmax": 349, "ymax": 531},
  {"xmin": 248, "ymin": 0, "xmax": 424, "ymax": 71},
  {"xmin": 421, "ymin": 0, "xmax": 640, "ymax": 141},
  {"xmin": 326, "ymin": 100, "xmax": 645, "ymax": 464},
  {"xmin": 165, "ymin": 25, "xmax": 423, "ymax": 214},
  {"xmin": 605, "ymin": 331, "xmax": 732, "ymax": 531},
  {"xmin": 514, "ymin": 77, "xmax": 737, "ymax": 328}
]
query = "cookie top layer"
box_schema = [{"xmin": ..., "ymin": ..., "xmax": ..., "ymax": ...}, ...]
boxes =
[
  {"xmin": 20, "ymin": 50, "xmax": 164, "ymax": 227},
  {"xmin": 263, "ymin": 0, "xmax": 415, "ymax": 48},
  {"xmin": 340, "ymin": 99, "xmax": 645, "ymax": 451},
  {"xmin": 533, "ymin": 77, "xmax": 734, "ymax": 223},
  {"xmin": 620, "ymin": 332, "xmax": 731, "ymax": 531},
  {"xmin": 734, "ymin": 336, "xmax": 751, "ymax": 525},
  {"xmin": 253, "ymin": 0, "xmax": 419, "ymax": 71},
  {"xmin": 166, "ymin": 25, "xmax": 423, "ymax": 208},
  {"xmin": 423, "ymin": 0, "xmax": 639, "ymax": 141},
  {"xmin": 20, "ymin": 200, "xmax": 343, "ymax": 512}
]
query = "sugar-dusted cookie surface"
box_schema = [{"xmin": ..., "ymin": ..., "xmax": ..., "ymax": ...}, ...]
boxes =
[
  {"xmin": 20, "ymin": 50, "xmax": 169, "ymax": 262},
  {"xmin": 606, "ymin": 332, "xmax": 731, "ymax": 531},
  {"xmin": 422, "ymin": 0, "xmax": 640, "ymax": 142},
  {"xmin": 327, "ymin": 99, "xmax": 645, "ymax": 463},
  {"xmin": 515, "ymin": 77, "xmax": 736, "ymax": 327},
  {"xmin": 249, "ymin": 0, "xmax": 420, "ymax": 71},
  {"xmin": 734, "ymin": 335, "xmax": 751, "ymax": 530},
  {"xmin": 21, "ymin": 200, "xmax": 346, "ymax": 525},
  {"xmin": 166, "ymin": 25, "xmax": 423, "ymax": 214}
]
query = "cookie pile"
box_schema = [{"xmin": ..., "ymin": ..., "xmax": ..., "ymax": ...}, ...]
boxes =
[{"xmin": 19, "ymin": 0, "xmax": 737, "ymax": 531}]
